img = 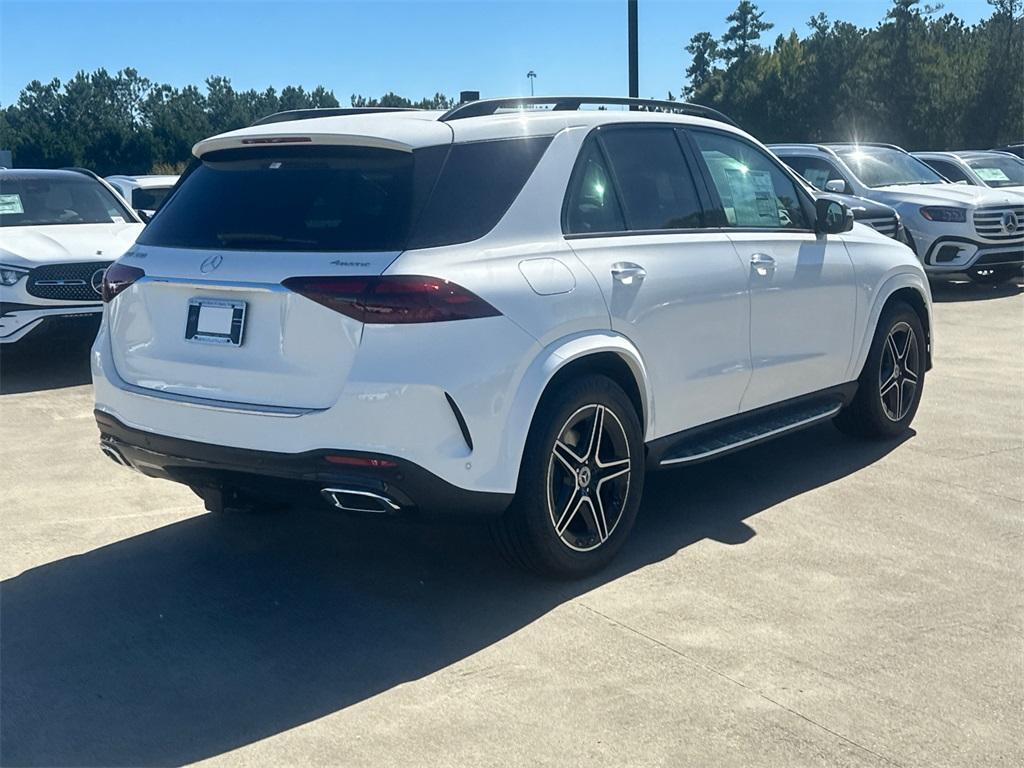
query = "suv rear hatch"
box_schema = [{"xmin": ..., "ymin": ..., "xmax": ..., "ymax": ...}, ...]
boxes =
[{"xmin": 108, "ymin": 138, "xmax": 450, "ymax": 410}]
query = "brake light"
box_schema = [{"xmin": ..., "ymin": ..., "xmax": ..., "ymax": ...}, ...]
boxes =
[
  {"xmin": 282, "ymin": 275, "xmax": 501, "ymax": 324},
  {"xmin": 102, "ymin": 262, "xmax": 145, "ymax": 303},
  {"xmin": 240, "ymin": 136, "xmax": 313, "ymax": 144}
]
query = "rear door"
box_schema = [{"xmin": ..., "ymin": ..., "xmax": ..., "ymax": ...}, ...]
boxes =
[
  {"xmin": 109, "ymin": 143, "xmax": 447, "ymax": 409},
  {"xmin": 564, "ymin": 125, "xmax": 751, "ymax": 437},
  {"xmin": 688, "ymin": 129, "xmax": 857, "ymax": 411}
]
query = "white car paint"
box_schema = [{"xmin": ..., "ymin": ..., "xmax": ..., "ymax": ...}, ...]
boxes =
[
  {"xmin": 1, "ymin": 169, "xmax": 144, "ymax": 343},
  {"xmin": 92, "ymin": 109, "xmax": 932, "ymax": 504},
  {"xmin": 105, "ymin": 174, "xmax": 179, "ymax": 217}
]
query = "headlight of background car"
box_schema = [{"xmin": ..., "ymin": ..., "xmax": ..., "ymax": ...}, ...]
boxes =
[
  {"xmin": 920, "ymin": 206, "xmax": 967, "ymax": 223},
  {"xmin": 0, "ymin": 264, "xmax": 29, "ymax": 286}
]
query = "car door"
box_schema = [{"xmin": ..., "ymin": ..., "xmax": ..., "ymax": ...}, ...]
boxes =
[
  {"xmin": 688, "ymin": 129, "xmax": 857, "ymax": 412},
  {"xmin": 564, "ymin": 125, "xmax": 751, "ymax": 438}
]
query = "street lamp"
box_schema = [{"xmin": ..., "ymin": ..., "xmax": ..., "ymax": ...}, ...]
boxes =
[{"xmin": 527, "ymin": 70, "xmax": 537, "ymax": 97}]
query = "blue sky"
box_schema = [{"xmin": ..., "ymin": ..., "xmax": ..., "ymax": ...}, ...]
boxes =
[{"xmin": 0, "ymin": 0, "xmax": 994, "ymax": 106}]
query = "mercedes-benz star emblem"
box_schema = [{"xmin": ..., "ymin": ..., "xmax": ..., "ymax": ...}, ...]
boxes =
[
  {"xmin": 90, "ymin": 268, "xmax": 106, "ymax": 296},
  {"xmin": 1001, "ymin": 211, "xmax": 1019, "ymax": 235},
  {"xmin": 200, "ymin": 254, "xmax": 224, "ymax": 274}
]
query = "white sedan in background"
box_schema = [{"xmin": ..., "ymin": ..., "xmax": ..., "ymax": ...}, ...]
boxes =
[
  {"xmin": 1, "ymin": 168, "xmax": 144, "ymax": 344},
  {"xmin": 105, "ymin": 174, "xmax": 179, "ymax": 220}
]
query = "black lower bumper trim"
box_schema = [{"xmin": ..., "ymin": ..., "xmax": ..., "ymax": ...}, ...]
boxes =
[{"xmin": 95, "ymin": 410, "xmax": 513, "ymax": 519}]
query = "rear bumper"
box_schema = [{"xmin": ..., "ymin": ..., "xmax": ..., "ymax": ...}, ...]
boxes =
[{"xmin": 95, "ymin": 409, "xmax": 513, "ymax": 518}]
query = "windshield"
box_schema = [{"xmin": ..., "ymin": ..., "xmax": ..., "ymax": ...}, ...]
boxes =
[
  {"xmin": 834, "ymin": 146, "xmax": 946, "ymax": 188},
  {"xmin": 0, "ymin": 173, "xmax": 135, "ymax": 227},
  {"xmin": 965, "ymin": 154, "xmax": 1024, "ymax": 188}
]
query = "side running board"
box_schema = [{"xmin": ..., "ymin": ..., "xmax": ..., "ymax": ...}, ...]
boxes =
[{"xmin": 658, "ymin": 399, "xmax": 843, "ymax": 467}]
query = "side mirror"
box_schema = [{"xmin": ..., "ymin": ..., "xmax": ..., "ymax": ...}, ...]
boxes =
[
  {"xmin": 824, "ymin": 178, "xmax": 848, "ymax": 194},
  {"xmin": 815, "ymin": 197, "xmax": 854, "ymax": 235},
  {"xmin": 136, "ymin": 209, "xmax": 152, "ymax": 223}
]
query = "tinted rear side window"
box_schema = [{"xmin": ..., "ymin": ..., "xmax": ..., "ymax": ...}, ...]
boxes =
[
  {"xmin": 408, "ymin": 136, "xmax": 552, "ymax": 249},
  {"xmin": 139, "ymin": 145, "xmax": 430, "ymax": 252},
  {"xmin": 132, "ymin": 186, "xmax": 172, "ymax": 211},
  {"xmin": 599, "ymin": 127, "xmax": 705, "ymax": 230},
  {"xmin": 563, "ymin": 139, "xmax": 627, "ymax": 235}
]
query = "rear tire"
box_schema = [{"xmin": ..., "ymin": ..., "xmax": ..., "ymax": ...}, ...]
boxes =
[
  {"xmin": 491, "ymin": 374, "xmax": 645, "ymax": 578},
  {"xmin": 834, "ymin": 301, "xmax": 926, "ymax": 439}
]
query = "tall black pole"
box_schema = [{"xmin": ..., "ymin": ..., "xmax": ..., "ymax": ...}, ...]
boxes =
[{"xmin": 627, "ymin": 0, "xmax": 638, "ymax": 99}]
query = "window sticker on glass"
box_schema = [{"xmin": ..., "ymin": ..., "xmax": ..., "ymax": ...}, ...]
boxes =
[
  {"xmin": 0, "ymin": 194, "xmax": 24, "ymax": 215},
  {"xmin": 723, "ymin": 167, "xmax": 780, "ymax": 227},
  {"xmin": 111, "ymin": 216, "xmax": 125, "ymax": 223},
  {"xmin": 975, "ymin": 167, "xmax": 1011, "ymax": 182}
]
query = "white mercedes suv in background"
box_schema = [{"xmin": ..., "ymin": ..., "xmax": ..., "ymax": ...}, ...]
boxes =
[
  {"xmin": 912, "ymin": 150, "xmax": 1024, "ymax": 196},
  {"xmin": 94, "ymin": 98, "xmax": 933, "ymax": 577},
  {"xmin": 1, "ymin": 168, "xmax": 144, "ymax": 344},
  {"xmin": 105, "ymin": 174, "xmax": 180, "ymax": 220},
  {"xmin": 772, "ymin": 143, "xmax": 1024, "ymax": 284}
]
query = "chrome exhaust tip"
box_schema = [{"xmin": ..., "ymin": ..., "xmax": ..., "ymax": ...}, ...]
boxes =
[
  {"xmin": 320, "ymin": 487, "xmax": 402, "ymax": 515},
  {"xmin": 100, "ymin": 443, "xmax": 133, "ymax": 469}
]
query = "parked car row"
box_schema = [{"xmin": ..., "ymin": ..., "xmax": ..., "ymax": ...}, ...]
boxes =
[{"xmin": 772, "ymin": 143, "xmax": 1024, "ymax": 284}]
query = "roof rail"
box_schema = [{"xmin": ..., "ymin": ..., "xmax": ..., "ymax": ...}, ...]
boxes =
[
  {"xmin": 438, "ymin": 96, "xmax": 738, "ymax": 127},
  {"xmin": 824, "ymin": 141, "xmax": 908, "ymax": 152},
  {"xmin": 251, "ymin": 107, "xmax": 421, "ymax": 126}
]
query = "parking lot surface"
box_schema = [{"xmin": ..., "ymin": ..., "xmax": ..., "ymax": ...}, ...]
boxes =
[{"xmin": 1, "ymin": 278, "xmax": 1021, "ymax": 767}]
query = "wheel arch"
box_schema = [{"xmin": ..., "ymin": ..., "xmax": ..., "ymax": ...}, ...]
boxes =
[
  {"xmin": 501, "ymin": 332, "xmax": 653, "ymax": 489},
  {"xmin": 851, "ymin": 272, "xmax": 933, "ymax": 380}
]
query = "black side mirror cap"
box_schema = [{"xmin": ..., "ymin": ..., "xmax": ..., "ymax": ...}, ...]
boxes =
[{"xmin": 815, "ymin": 197, "xmax": 854, "ymax": 235}]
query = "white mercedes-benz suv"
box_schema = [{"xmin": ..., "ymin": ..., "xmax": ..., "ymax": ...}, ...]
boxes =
[
  {"xmin": 1, "ymin": 168, "xmax": 145, "ymax": 344},
  {"xmin": 93, "ymin": 98, "xmax": 933, "ymax": 577},
  {"xmin": 772, "ymin": 143, "xmax": 1024, "ymax": 284}
]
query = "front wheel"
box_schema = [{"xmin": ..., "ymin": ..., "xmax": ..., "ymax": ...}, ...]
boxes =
[
  {"xmin": 834, "ymin": 301, "xmax": 926, "ymax": 439},
  {"xmin": 491, "ymin": 374, "xmax": 645, "ymax": 578}
]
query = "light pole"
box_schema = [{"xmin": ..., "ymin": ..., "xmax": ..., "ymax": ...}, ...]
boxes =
[
  {"xmin": 527, "ymin": 70, "xmax": 537, "ymax": 97},
  {"xmin": 627, "ymin": 0, "xmax": 638, "ymax": 99}
]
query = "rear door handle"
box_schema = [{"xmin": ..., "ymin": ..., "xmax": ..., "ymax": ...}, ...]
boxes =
[
  {"xmin": 750, "ymin": 253, "xmax": 775, "ymax": 277},
  {"xmin": 611, "ymin": 263, "xmax": 646, "ymax": 285}
]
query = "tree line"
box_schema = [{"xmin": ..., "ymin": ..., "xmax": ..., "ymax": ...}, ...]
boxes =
[
  {"xmin": 0, "ymin": 0, "xmax": 1019, "ymax": 175},
  {"xmin": 684, "ymin": 0, "xmax": 1022, "ymax": 149}
]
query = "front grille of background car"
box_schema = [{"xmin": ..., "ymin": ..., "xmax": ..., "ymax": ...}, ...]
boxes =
[
  {"xmin": 973, "ymin": 205, "xmax": 1024, "ymax": 241},
  {"xmin": 26, "ymin": 261, "xmax": 112, "ymax": 302},
  {"xmin": 861, "ymin": 216, "xmax": 899, "ymax": 238}
]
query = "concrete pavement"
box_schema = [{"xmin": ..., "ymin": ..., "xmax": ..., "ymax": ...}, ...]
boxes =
[{"xmin": 1, "ymin": 278, "xmax": 1021, "ymax": 767}]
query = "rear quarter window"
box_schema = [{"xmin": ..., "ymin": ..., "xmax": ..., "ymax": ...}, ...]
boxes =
[{"xmin": 407, "ymin": 136, "xmax": 552, "ymax": 249}]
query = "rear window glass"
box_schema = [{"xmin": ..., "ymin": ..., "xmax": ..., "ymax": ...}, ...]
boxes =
[
  {"xmin": 132, "ymin": 186, "xmax": 173, "ymax": 211},
  {"xmin": 0, "ymin": 173, "xmax": 133, "ymax": 227},
  {"xmin": 139, "ymin": 137, "xmax": 551, "ymax": 253},
  {"xmin": 139, "ymin": 146, "xmax": 421, "ymax": 252}
]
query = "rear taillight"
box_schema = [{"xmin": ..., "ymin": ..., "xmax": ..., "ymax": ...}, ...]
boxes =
[
  {"xmin": 282, "ymin": 275, "xmax": 501, "ymax": 324},
  {"xmin": 102, "ymin": 262, "xmax": 145, "ymax": 303}
]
